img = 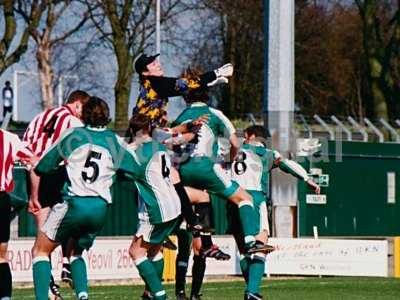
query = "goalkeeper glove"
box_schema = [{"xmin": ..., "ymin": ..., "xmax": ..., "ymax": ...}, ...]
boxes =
[{"xmin": 214, "ymin": 63, "xmax": 233, "ymax": 77}]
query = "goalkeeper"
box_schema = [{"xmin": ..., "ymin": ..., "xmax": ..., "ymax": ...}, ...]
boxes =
[{"xmin": 133, "ymin": 53, "xmax": 232, "ymax": 126}]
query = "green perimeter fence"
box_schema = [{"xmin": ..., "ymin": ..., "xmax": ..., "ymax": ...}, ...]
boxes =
[{"xmin": 13, "ymin": 140, "xmax": 400, "ymax": 237}]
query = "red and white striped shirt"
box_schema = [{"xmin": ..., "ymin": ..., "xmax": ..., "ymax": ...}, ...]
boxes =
[
  {"xmin": 23, "ymin": 105, "xmax": 83, "ymax": 158},
  {"xmin": 0, "ymin": 129, "xmax": 32, "ymax": 192}
]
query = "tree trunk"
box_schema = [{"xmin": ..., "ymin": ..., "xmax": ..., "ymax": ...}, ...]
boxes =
[
  {"xmin": 36, "ymin": 41, "xmax": 54, "ymax": 110},
  {"xmin": 114, "ymin": 42, "xmax": 133, "ymax": 130},
  {"xmin": 360, "ymin": 1, "xmax": 389, "ymax": 119}
]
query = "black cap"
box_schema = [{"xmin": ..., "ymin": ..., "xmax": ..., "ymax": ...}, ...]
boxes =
[{"xmin": 134, "ymin": 53, "xmax": 160, "ymax": 74}]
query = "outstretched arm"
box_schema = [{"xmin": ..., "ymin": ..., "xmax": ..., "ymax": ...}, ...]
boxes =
[
  {"xmin": 149, "ymin": 63, "xmax": 233, "ymax": 98},
  {"xmin": 273, "ymin": 151, "xmax": 320, "ymax": 194}
]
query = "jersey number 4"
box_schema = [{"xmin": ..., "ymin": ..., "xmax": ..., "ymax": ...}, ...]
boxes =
[
  {"xmin": 82, "ymin": 151, "xmax": 102, "ymax": 183},
  {"xmin": 43, "ymin": 115, "xmax": 58, "ymax": 137},
  {"xmin": 161, "ymin": 154, "xmax": 170, "ymax": 178}
]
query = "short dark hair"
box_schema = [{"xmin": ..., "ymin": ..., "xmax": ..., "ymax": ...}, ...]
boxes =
[
  {"xmin": 66, "ymin": 90, "xmax": 90, "ymax": 105},
  {"xmin": 245, "ymin": 125, "xmax": 267, "ymax": 139},
  {"xmin": 82, "ymin": 96, "xmax": 110, "ymax": 127},
  {"xmin": 181, "ymin": 67, "xmax": 209, "ymax": 104},
  {"xmin": 128, "ymin": 113, "xmax": 151, "ymax": 135}
]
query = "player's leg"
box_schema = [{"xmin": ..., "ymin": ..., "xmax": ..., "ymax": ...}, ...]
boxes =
[
  {"xmin": 31, "ymin": 231, "xmax": 59, "ymax": 300},
  {"xmin": 227, "ymin": 198, "xmax": 250, "ymax": 283},
  {"xmin": 68, "ymin": 242, "xmax": 89, "ymax": 300},
  {"xmin": 44, "ymin": 196, "xmax": 107, "ymax": 300},
  {"xmin": 61, "ymin": 239, "xmax": 73, "ymax": 285},
  {"xmin": 32, "ymin": 195, "xmax": 69, "ymax": 300},
  {"xmin": 0, "ymin": 193, "xmax": 12, "ymax": 300},
  {"xmin": 181, "ymin": 159, "xmax": 263, "ymax": 253},
  {"xmin": 189, "ymin": 237, "xmax": 205, "ymax": 300},
  {"xmin": 69, "ymin": 197, "xmax": 108, "ymax": 300},
  {"xmin": 130, "ymin": 237, "xmax": 166, "ymax": 300},
  {"xmin": 48, "ymin": 166, "xmax": 72, "ymax": 285},
  {"xmin": 141, "ymin": 249, "xmax": 165, "ymax": 299},
  {"xmin": 244, "ymin": 192, "xmax": 272, "ymax": 300},
  {"xmin": 228, "ymin": 189, "xmax": 273, "ymax": 255},
  {"xmin": 171, "ymin": 168, "xmax": 208, "ymax": 232},
  {"xmin": 180, "ymin": 159, "xmax": 254, "ymax": 247},
  {"xmin": 148, "ymin": 248, "xmax": 165, "ymax": 294},
  {"xmin": 175, "ymin": 227, "xmax": 192, "ymax": 299},
  {"xmin": 132, "ymin": 217, "xmax": 181, "ymax": 300},
  {"xmin": 184, "ymin": 187, "xmax": 230, "ymax": 260},
  {"xmin": 30, "ymin": 169, "xmax": 65, "ymax": 299}
]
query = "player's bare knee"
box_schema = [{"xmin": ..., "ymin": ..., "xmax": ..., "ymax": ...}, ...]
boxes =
[
  {"xmin": 230, "ymin": 188, "xmax": 253, "ymax": 205},
  {"xmin": 0, "ymin": 243, "xmax": 8, "ymax": 261},
  {"xmin": 192, "ymin": 237, "xmax": 202, "ymax": 255},
  {"xmin": 129, "ymin": 241, "xmax": 147, "ymax": 260},
  {"xmin": 31, "ymin": 245, "xmax": 40, "ymax": 258},
  {"xmin": 185, "ymin": 187, "xmax": 210, "ymax": 204}
]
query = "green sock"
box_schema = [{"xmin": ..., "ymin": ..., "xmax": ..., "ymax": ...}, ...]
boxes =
[
  {"xmin": 240, "ymin": 255, "xmax": 249, "ymax": 283},
  {"xmin": 145, "ymin": 253, "xmax": 164, "ymax": 295},
  {"xmin": 151, "ymin": 253, "xmax": 164, "ymax": 281},
  {"xmin": 247, "ymin": 254, "xmax": 266, "ymax": 294},
  {"xmin": 135, "ymin": 257, "xmax": 166, "ymax": 300},
  {"xmin": 71, "ymin": 256, "xmax": 88, "ymax": 299},
  {"xmin": 32, "ymin": 257, "xmax": 51, "ymax": 300},
  {"xmin": 238, "ymin": 200, "xmax": 257, "ymax": 245}
]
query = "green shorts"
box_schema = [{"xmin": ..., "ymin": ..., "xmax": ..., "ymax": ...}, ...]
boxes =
[
  {"xmin": 42, "ymin": 196, "xmax": 108, "ymax": 250},
  {"xmin": 135, "ymin": 216, "xmax": 182, "ymax": 245},
  {"xmin": 179, "ymin": 157, "xmax": 239, "ymax": 198},
  {"xmin": 227, "ymin": 190, "xmax": 269, "ymax": 236}
]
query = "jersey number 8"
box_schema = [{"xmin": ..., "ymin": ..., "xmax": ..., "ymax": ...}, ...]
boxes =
[{"xmin": 233, "ymin": 151, "xmax": 247, "ymax": 175}]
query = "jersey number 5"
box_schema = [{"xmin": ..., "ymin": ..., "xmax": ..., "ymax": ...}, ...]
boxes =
[{"xmin": 82, "ymin": 151, "xmax": 102, "ymax": 183}]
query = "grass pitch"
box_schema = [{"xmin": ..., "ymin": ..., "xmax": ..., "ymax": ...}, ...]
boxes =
[{"xmin": 13, "ymin": 277, "xmax": 400, "ymax": 299}]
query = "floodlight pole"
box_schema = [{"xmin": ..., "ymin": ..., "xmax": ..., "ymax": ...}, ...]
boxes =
[
  {"xmin": 13, "ymin": 71, "xmax": 18, "ymax": 121},
  {"xmin": 13, "ymin": 70, "xmax": 38, "ymax": 122},
  {"xmin": 263, "ymin": 0, "xmax": 295, "ymax": 149},
  {"xmin": 264, "ymin": 0, "xmax": 296, "ymax": 237},
  {"xmin": 156, "ymin": 0, "xmax": 161, "ymax": 56}
]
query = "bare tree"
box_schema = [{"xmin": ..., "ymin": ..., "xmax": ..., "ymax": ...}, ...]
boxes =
[
  {"xmin": 180, "ymin": 0, "xmax": 264, "ymax": 118},
  {"xmin": 355, "ymin": 0, "xmax": 400, "ymax": 119},
  {"xmin": 0, "ymin": 0, "xmax": 42, "ymax": 76},
  {"xmin": 85, "ymin": 0, "xmax": 193, "ymax": 129},
  {"xmin": 16, "ymin": 0, "xmax": 90, "ymax": 109}
]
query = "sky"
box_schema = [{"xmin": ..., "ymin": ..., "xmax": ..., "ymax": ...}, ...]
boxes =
[{"xmin": 0, "ymin": 3, "xmax": 191, "ymax": 123}]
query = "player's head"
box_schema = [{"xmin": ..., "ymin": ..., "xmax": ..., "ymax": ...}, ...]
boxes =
[
  {"xmin": 82, "ymin": 96, "xmax": 110, "ymax": 128},
  {"xmin": 134, "ymin": 53, "xmax": 163, "ymax": 78},
  {"xmin": 244, "ymin": 125, "xmax": 267, "ymax": 144},
  {"xmin": 181, "ymin": 66, "xmax": 209, "ymax": 104},
  {"xmin": 66, "ymin": 90, "xmax": 90, "ymax": 119},
  {"xmin": 5, "ymin": 81, "xmax": 11, "ymax": 87},
  {"xmin": 127, "ymin": 113, "xmax": 152, "ymax": 143}
]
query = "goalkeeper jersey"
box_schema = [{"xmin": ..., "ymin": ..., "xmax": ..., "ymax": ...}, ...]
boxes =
[
  {"xmin": 127, "ymin": 137, "xmax": 181, "ymax": 224},
  {"xmin": 35, "ymin": 126, "xmax": 140, "ymax": 204},
  {"xmin": 133, "ymin": 72, "xmax": 216, "ymax": 126}
]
